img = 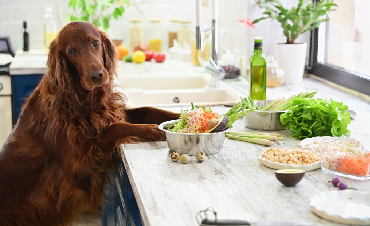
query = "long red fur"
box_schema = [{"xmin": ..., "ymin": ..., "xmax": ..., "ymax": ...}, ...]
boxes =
[{"xmin": 0, "ymin": 22, "xmax": 179, "ymax": 225}]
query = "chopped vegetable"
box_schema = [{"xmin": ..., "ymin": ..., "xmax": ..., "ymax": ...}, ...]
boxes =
[{"xmin": 280, "ymin": 98, "xmax": 351, "ymax": 139}]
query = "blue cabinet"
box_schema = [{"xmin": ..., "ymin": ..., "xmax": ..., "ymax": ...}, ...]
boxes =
[
  {"xmin": 101, "ymin": 159, "xmax": 143, "ymax": 226},
  {"xmin": 11, "ymin": 74, "xmax": 43, "ymax": 125}
]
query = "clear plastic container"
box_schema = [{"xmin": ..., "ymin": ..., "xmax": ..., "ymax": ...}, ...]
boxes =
[
  {"xmin": 320, "ymin": 133, "xmax": 370, "ymax": 180},
  {"xmin": 266, "ymin": 56, "xmax": 285, "ymax": 87},
  {"xmin": 44, "ymin": 7, "xmax": 57, "ymax": 50},
  {"xmin": 177, "ymin": 20, "xmax": 192, "ymax": 49},
  {"xmin": 148, "ymin": 18, "xmax": 162, "ymax": 52},
  {"xmin": 129, "ymin": 18, "xmax": 143, "ymax": 53}
]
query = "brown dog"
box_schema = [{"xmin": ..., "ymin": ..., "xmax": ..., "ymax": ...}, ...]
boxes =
[{"xmin": 0, "ymin": 21, "xmax": 179, "ymax": 225}]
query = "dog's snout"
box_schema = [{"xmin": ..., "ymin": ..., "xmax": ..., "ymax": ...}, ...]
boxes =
[{"xmin": 88, "ymin": 69, "xmax": 104, "ymax": 82}]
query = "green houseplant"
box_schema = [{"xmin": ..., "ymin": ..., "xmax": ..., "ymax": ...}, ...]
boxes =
[
  {"xmin": 253, "ymin": 0, "xmax": 337, "ymax": 44},
  {"xmin": 67, "ymin": 0, "xmax": 130, "ymax": 31},
  {"xmin": 252, "ymin": 0, "xmax": 337, "ymax": 83}
]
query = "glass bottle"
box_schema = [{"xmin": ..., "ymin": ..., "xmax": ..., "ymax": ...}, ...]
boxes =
[
  {"xmin": 44, "ymin": 7, "xmax": 57, "ymax": 50},
  {"xmin": 129, "ymin": 18, "xmax": 143, "ymax": 53},
  {"xmin": 177, "ymin": 20, "xmax": 192, "ymax": 49},
  {"xmin": 249, "ymin": 37, "xmax": 266, "ymax": 100},
  {"xmin": 22, "ymin": 21, "xmax": 29, "ymax": 51},
  {"xmin": 168, "ymin": 19, "xmax": 179, "ymax": 49},
  {"xmin": 148, "ymin": 19, "xmax": 162, "ymax": 52}
]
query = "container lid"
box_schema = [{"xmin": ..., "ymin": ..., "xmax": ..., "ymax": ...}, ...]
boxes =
[
  {"xmin": 130, "ymin": 18, "xmax": 142, "ymax": 22},
  {"xmin": 149, "ymin": 18, "xmax": 161, "ymax": 22},
  {"xmin": 179, "ymin": 20, "xmax": 192, "ymax": 23},
  {"xmin": 170, "ymin": 19, "xmax": 180, "ymax": 23}
]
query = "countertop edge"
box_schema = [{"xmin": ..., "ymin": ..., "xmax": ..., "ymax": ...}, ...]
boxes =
[{"xmin": 120, "ymin": 145, "xmax": 151, "ymax": 226}]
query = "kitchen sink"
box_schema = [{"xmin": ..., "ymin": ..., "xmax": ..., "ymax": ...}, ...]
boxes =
[{"xmin": 115, "ymin": 75, "xmax": 241, "ymax": 107}]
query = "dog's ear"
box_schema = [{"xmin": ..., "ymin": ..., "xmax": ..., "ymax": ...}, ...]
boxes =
[
  {"xmin": 46, "ymin": 39, "xmax": 70, "ymax": 94},
  {"xmin": 99, "ymin": 30, "xmax": 117, "ymax": 75}
]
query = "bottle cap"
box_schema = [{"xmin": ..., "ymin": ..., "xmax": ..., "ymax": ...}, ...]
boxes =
[
  {"xmin": 254, "ymin": 36, "xmax": 262, "ymax": 46},
  {"xmin": 23, "ymin": 21, "xmax": 27, "ymax": 28}
]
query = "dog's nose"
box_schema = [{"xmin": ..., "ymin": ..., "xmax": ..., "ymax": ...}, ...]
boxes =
[{"xmin": 88, "ymin": 69, "xmax": 104, "ymax": 82}]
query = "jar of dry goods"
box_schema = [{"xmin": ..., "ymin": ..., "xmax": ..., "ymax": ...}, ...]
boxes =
[
  {"xmin": 129, "ymin": 18, "xmax": 143, "ymax": 53},
  {"xmin": 148, "ymin": 18, "xmax": 162, "ymax": 52},
  {"xmin": 177, "ymin": 20, "xmax": 192, "ymax": 49}
]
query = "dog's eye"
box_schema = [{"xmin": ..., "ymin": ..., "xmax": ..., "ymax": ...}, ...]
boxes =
[
  {"xmin": 69, "ymin": 49, "xmax": 77, "ymax": 55},
  {"xmin": 93, "ymin": 40, "xmax": 99, "ymax": 48}
]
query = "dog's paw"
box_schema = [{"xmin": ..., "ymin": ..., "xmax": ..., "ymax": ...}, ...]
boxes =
[{"xmin": 146, "ymin": 124, "xmax": 166, "ymax": 141}]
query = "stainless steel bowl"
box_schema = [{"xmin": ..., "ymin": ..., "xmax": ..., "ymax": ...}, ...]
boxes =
[
  {"xmin": 243, "ymin": 100, "xmax": 286, "ymax": 131},
  {"xmin": 158, "ymin": 120, "xmax": 226, "ymax": 156}
]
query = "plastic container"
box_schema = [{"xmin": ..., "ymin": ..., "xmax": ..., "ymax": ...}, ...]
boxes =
[
  {"xmin": 266, "ymin": 56, "xmax": 285, "ymax": 87},
  {"xmin": 148, "ymin": 18, "xmax": 162, "ymax": 52},
  {"xmin": 129, "ymin": 18, "xmax": 143, "ymax": 53},
  {"xmin": 44, "ymin": 7, "xmax": 57, "ymax": 50},
  {"xmin": 320, "ymin": 133, "xmax": 370, "ymax": 180},
  {"xmin": 197, "ymin": 31, "xmax": 211, "ymax": 68}
]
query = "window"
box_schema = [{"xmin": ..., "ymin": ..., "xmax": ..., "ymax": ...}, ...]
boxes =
[{"xmin": 308, "ymin": 0, "xmax": 370, "ymax": 95}]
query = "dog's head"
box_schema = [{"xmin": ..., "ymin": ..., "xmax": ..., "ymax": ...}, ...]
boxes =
[{"xmin": 47, "ymin": 21, "xmax": 117, "ymax": 91}]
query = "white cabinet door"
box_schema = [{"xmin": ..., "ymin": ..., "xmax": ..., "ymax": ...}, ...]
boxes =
[{"xmin": 0, "ymin": 97, "xmax": 12, "ymax": 147}]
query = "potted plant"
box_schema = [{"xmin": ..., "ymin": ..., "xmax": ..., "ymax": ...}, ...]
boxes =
[{"xmin": 252, "ymin": 0, "xmax": 337, "ymax": 83}]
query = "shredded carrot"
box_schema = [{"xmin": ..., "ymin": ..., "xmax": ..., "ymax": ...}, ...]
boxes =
[{"xmin": 337, "ymin": 152, "xmax": 370, "ymax": 176}]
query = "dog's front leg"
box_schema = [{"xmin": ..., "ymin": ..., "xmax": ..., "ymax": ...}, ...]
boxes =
[
  {"xmin": 124, "ymin": 107, "xmax": 180, "ymax": 124},
  {"xmin": 97, "ymin": 122, "xmax": 165, "ymax": 152}
]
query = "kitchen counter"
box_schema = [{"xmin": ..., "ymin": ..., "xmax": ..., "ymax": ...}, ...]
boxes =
[{"xmin": 118, "ymin": 60, "xmax": 370, "ymax": 226}]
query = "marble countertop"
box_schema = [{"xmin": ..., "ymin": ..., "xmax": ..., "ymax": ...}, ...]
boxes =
[{"xmin": 118, "ymin": 60, "xmax": 370, "ymax": 226}]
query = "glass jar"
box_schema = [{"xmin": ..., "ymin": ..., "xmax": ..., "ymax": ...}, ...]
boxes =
[
  {"xmin": 320, "ymin": 133, "xmax": 370, "ymax": 180},
  {"xmin": 177, "ymin": 20, "xmax": 192, "ymax": 49},
  {"xmin": 197, "ymin": 31, "xmax": 211, "ymax": 68},
  {"xmin": 191, "ymin": 33, "xmax": 200, "ymax": 66},
  {"xmin": 266, "ymin": 56, "xmax": 285, "ymax": 87},
  {"xmin": 168, "ymin": 19, "xmax": 179, "ymax": 49},
  {"xmin": 148, "ymin": 18, "xmax": 162, "ymax": 52},
  {"xmin": 129, "ymin": 18, "xmax": 143, "ymax": 53},
  {"xmin": 44, "ymin": 7, "xmax": 57, "ymax": 50}
]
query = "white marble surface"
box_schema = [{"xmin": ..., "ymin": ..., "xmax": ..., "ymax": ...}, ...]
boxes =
[{"xmin": 9, "ymin": 53, "xmax": 47, "ymax": 75}]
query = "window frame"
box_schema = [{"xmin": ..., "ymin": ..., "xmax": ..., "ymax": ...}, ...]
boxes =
[{"xmin": 307, "ymin": 7, "xmax": 370, "ymax": 96}]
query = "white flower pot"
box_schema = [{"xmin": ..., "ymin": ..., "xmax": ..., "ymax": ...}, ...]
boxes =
[{"xmin": 275, "ymin": 43, "xmax": 307, "ymax": 84}]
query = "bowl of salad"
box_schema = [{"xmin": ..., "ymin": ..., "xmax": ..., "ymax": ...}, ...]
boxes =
[
  {"xmin": 159, "ymin": 100, "xmax": 258, "ymax": 155},
  {"xmin": 320, "ymin": 133, "xmax": 370, "ymax": 180}
]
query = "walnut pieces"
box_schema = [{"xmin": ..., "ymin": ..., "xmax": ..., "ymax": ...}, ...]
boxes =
[
  {"xmin": 196, "ymin": 152, "xmax": 206, "ymax": 163},
  {"xmin": 171, "ymin": 152, "xmax": 180, "ymax": 162},
  {"xmin": 260, "ymin": 147, "xmax": 321, "ymax": 165}
]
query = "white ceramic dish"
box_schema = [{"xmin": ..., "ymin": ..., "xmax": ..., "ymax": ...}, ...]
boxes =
[
  {"xmin": 310, "ymin": 190, "xmax": 370, "ymax": 225},
  {"xmin": 298, "ymin": 136, "xmax": 339, "ymax": 151},
  {"xmin": 258, "ymin": 156, "xmax": 321, "ymax": 171}
]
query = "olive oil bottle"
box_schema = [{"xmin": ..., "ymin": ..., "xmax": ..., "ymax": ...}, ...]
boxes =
[{"xmin": 250, "ymin": 37, "xmax": 266, "ymax": 100}]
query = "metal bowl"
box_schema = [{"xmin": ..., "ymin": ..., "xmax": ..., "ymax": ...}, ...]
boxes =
[
  {"xmin": 243, "ymin": 100, "xmax": 286, "ymax": 131},
  {"xmin": 158, "ymin": 120, "xmax": 226, "ymax": 156}
]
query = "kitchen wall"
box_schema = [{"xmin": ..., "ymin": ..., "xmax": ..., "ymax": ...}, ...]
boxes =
[{"xmin": 0, "ymin": 0, "xmax": 309, "ymax": 61}]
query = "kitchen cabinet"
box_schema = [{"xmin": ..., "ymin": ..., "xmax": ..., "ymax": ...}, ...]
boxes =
[
  {"xmin": 11, "ymin": 74, "xmax": 43, "ymax": 125},
  {"xmin": 0, "ymin": 75, "xmax": 13, "ymax": 147},
  {"xmin": 101, "ymin": 158, "xmax": 143, "ymax": 226}
]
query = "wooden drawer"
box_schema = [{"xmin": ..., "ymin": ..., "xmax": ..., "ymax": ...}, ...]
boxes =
[{"xmin": 0, "ymin": 75, "xmax": 11, "ymax": 95}]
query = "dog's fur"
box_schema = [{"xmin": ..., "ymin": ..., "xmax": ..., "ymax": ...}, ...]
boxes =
[{"xmin": 0, "ymin": 21, "xmax": 179, "ymax": 225}]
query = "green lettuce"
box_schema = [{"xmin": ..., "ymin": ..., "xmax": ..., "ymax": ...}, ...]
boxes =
[{"xmin": 280, "ymin": 98, "xmax": 351, "ymax": 139}]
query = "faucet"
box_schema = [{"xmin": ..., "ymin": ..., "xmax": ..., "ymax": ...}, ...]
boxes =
[{"xmin": 196, "ymin": 0, "xmax": 225, "ymax": 89}]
